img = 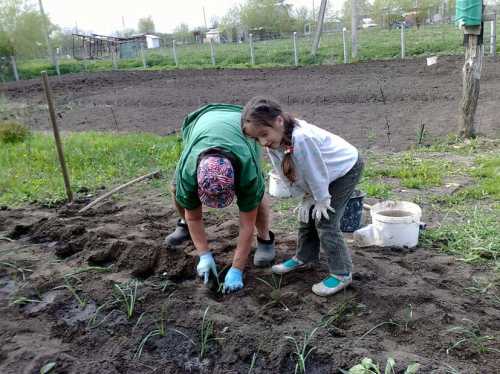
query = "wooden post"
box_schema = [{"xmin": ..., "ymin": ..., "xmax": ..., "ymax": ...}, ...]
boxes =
[
  {"xmin": 491, "ymin": 8, "xmax": 497, "ymax": 59},
  {"xmin": 10, "ymin": 56, "xmax": 19, "ymax": 81},
  {"xmin": 209, "ymin": 38, "xmax": 216, "ymax": 65},
  {"xmin": 172, "ymin": 40, "xmax": 178, "ymax": 66},
  {"xmin": 249, "ymin": 33, "xmax": 255, "ymax": 64},
  {"xmin": 55, "ymin": 48, "xmax": 61, "ymax": 77},
  {"xmin": 311, "ymin": 0, "xmax": 327, "ymax": 57},
  {"xmin": 342, "ymin": 27, "xmax": 348, "ymax": 63},
  {"xmin": 351, "ymin": 0, "xmax": 358, "ymax": 59},
  {"xmin": 140, "ymin": 42, "xmax": 147, "ymax": 68},
  {"xmin": 400, "ymin": 25, "xmax": 406, "ymax": 59},
  {"xmin": 112, "ymin": 48, "xmax": 118, "ymax": 70},
  {"xmin": 459, "ymin": 25, "xmax": 484, "ymax": 138},
  {"xmin": 41, "ymin": 71, "xmax": 73, "ymax": 202},
  {"xmin": 293, "ymin": 32, "xmax": 299, "ymax": 66}
]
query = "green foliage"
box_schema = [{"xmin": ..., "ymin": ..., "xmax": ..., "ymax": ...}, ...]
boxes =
[
  {"xmin": 342, "ymin": 357, "xmax": 420, "ymax": 374},
  {"xmin": 138, "ymin": 16, "xmax": 155, "ymax": 34},
  {"xmin": 0, "ymin": 121, "xmax": 30, "ymax": 143},
  {"xmin": 240, "ymin": 0, "xmax": 296, "ymax": 33},
  {"xmin": 0, "ymin": 131, "xmax": 181, "ymax": 207}
]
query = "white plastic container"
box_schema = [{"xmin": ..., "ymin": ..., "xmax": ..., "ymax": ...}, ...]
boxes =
[
  {"xmin": 268, "ymin": 171, "xmax": 291, "ymax": 198},
  {"xmin": 353, "ymin": 201, "xmax": 422, "ymax": 248}
]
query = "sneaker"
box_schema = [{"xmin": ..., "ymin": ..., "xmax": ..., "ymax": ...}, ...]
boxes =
[
  {"xmin": 164, "ymin": 219, "xmax": 190, "ymax": 249},
  {"xmin": 312, "ymin": 273, "xmax": 352, "ymax": 297},
  {"xmin": 271, "ymin": 257, "xmax": 305, "ymax": 274}
]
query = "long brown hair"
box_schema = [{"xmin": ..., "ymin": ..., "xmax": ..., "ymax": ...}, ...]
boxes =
[{"xmin": 241, "ymin": 96, "xmax": 297, "ymax": 182}]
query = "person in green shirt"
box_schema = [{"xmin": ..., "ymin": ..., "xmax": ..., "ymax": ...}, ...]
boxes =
[{"xmin": 165, "ymin": 104, "xmax": 275, "ymax": 293}]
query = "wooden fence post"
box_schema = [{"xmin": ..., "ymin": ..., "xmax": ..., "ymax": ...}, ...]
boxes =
[
  {"xmin": 140, "ymin": 43, "xmax": 147, "ymax": 68},
  {"xmin": 342, "ymin": 27, "xmax": 348, "ymax": 63},
  {"xmin": 209, "ymin": 38, "xmax": 216, "ymax": 65},
  {"xmin": 41, "ymin": 71, "xmax": 73, "ymax": 202}
]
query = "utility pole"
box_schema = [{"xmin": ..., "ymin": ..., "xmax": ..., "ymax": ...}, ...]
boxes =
[
  {"xmin": 203, "ymin": 6, "xmax": 208, "ymax": 30},
  {"xmin": 38, "ymin": 0, "xmax": 58, "ymax": 74},
  {"xmin": 351, "ymin": 0, "xmax": 358, "ymax": 59},
  {"xmin": 311, "ymin": 0, "xmax": 327, "ymax": 57}
]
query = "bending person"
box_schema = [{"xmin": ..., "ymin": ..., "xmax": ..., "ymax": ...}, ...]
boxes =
[{"xmin": 165, "ymin": 103, "xmax": 275, "ymax": 293}]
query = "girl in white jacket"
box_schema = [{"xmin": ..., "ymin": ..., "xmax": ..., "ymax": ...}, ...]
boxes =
[{"xmin": 241, "ymin": 96, "xmax": 364, "ymax": 296}]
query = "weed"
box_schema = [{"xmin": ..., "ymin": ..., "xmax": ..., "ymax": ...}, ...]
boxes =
[
  {"xmin": 0, "ymin": 121, "xmax": 30, "ymax": 144},
  {"xmin": 113, "ymin": 279, "xmax": 139, "ymax": 319},
  {"xmin": 87, "ymin": 299, "xmax": 120, "ymax": 329},
  {"xmin": 285, "ymin": 326, "xmax": 320, "ymax": 374},
  {"xmin": 443, "ymin": 319, "xmax": 499, "ymax": 355},
  {"xmin": 257, "ymin": 274, "xmax": 294, "ymax": 312},
  {"xmin": 53, "ymin": 278, "xmax": 86, "ymax": 307},
  {"xmin": 320, "ymin": 297, "xmax": 359, "ymax": 328},
  {"xmin": 357, "ymin": 320, "xmax": 402, "ymax": 342},
  {"xmin": 0, "ymin": 261, "xmax": 33, "ymax": 281},
  {"xmin": 360, "ymin": 180, "xmax": 392, "ymax": 199}
]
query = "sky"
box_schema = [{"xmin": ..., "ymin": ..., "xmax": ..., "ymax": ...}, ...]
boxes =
[{"xmin": 42, "ymin": 0, "xmax": 343, "ymax": 35}]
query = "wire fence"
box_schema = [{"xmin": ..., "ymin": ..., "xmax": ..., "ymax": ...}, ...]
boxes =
[{"xmin": 1, "ymin": 17, "xmax": 499, "ymax": 82}]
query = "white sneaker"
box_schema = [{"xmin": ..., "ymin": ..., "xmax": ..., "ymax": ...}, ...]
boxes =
[
  {"xmin": 312, "ymin": 273, "xmax": 352, "ymax": 297},
  {"xmin": 271, "ymin": 257, "xmax": 305, "ymax": 274}
]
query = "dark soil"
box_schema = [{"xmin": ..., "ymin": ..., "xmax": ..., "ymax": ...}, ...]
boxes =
[
  {"xmin": 2, "ymin": 56, "xmax": 500, "ymax": 151},
  {"xmin": 0, "ymin": 184, "xmax": 499, "ymax": 374}
]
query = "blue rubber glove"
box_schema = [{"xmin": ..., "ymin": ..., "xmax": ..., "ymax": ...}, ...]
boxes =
[
  {"xmin": 196, "ymin": 252, "xmax": 218, "ymax": 284},
  {"xmin": 223, "ymin": 267, "xmax": 243, "ymax": 294}
]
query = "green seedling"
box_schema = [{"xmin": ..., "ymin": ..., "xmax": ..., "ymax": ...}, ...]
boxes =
[
  {"xmin": 257, "ymin": 274, "xmax": 294, "ymax": 312},
  {"xmin": 320, "ymin": 297, "xmax": 358, "ymax": 328},
  {"xmin": 113, "ymin": 279, "xmax": 139, "ymax": 319},
  {"xmin": 9, "ymin": 296, "xmax": 42, "ymax": 306},
  {"xmin": 357, "ymin": 320, "xmax": 402, "ymax": 342},
  {"xmin": 87, "ymin": 299, "xmax": 120, "ymax": 329},
  {"xmin": 199, "ymin": 306, "xmax": 222, "ymax": 359},
  {"xmin": 285, "ymin": 326, "xmax": 320, "ymax": 374},
  {"xmin": 53, "ymin": 278, "xmax": 86, "ymax": 307},
  {"xmin": 134, "ymin": 305, "xmax": 194, "ymax": 360},
  {"xmin": 443, "ymin": 318, "xmax": 499, "ymax": 355},
  {"xmin": 0, "ymin": 261, "xmax": 33, "ymax": 281},
  {"xmin": 340, "ymin": 357, "xmax": 420, "ymax": 374}
]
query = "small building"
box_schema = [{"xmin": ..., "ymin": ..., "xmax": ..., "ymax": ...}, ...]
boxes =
[
  {"xmin": 205, "ymin": 29, "xmax": 221, "ymax": 43},
  {"xmin": 145, "ymin": 34, "xmax": 160, "ymax": 49}
]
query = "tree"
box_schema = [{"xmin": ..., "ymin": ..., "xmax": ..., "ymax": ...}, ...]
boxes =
[
  {"xmin": 173, "ymin": 23, "xmax": 192, "ymax": 44},
  {"xmin": 239, "ymin": 0, "xmax": 295, "ymax": 33},
  {"xmin": 342, "ymin": 0, "xmax": 372, "ymax": 25},
  {"xmin": 138, "ymin": 16, "xmax": 155, "ymax": 34}
]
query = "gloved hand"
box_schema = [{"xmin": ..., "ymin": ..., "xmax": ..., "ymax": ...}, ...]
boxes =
[
  {"xmin": 223, "ymin": 267, "xmax": 243, "ymax": 294},
  {"xmin": 196, "ymin": 252, "xmax": 218, "ymax": 284},
  {"xmin": 312, "ymin": 198, "xmax": 335, "ymax": 222},
  {"xmin": 297, "ymin": 195, "xmax": 314, "ymax": 223}
]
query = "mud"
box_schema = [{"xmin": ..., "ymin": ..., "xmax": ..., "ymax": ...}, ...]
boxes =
[
  {"xmin": 2, "ymin": 57, "xmax": 500, "ymax": 151},
  {"xmin": 0, "ymin": 186, "xmax": 499, "ymax": 374}
]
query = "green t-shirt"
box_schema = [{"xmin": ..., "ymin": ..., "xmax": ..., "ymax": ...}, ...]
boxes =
[{"xmin": 175, "ymin": 104, "xmax": 265, "ymax": 212}]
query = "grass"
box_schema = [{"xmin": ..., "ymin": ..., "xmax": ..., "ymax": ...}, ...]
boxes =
[
  {"xmin": 5, "ymin": 22, "xmax": 485, "ymax": 81},
  {"xmin": 443, "ymin": 319, "xmax": 499, "ymax": 355},
  {"xmin": 53, "ymin": 278, "xmax": 87, "ymax": 308},
  {"xmin": 0, "ymin": 261, "xmax": 33, "ymax": 280},
  {"xmin": 257, "ymin": 274, "xmax": 295, "ymax": 312},
  {"xmin": 199, "ymin": 306, "xmax": 221, "ymax": 359},
  {"xmin": 0, "ymin": 131, "xmax": 181, "ymax": 207}
]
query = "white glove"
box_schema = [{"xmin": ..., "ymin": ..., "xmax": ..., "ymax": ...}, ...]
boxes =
[
  {"xmin": 296, "ymin": 195, "xmax": 314, "ymax": 223},
  {"xmin": 312, "ymin": 198, "xmax": 335, "ymax": 222}
]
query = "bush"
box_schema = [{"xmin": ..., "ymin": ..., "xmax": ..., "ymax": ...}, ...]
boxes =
[{"xmin": 0, "ymin": 121, "xmax": 31, "ymax": 143}]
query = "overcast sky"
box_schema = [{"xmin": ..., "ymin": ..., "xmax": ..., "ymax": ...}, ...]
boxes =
[{"xmin": 42, "ymin": 0, "xmax": 343, "ymax": 35}]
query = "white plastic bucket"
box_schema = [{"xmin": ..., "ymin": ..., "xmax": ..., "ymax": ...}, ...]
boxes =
[
  {"xmin": 268, "ymin": 171, "xmax": 291, "ymax": 198},
  {"xmin": 353, "ymin": 201, "xmax": 422, "ymax": 248}
]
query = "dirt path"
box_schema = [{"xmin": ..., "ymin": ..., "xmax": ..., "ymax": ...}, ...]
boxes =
[
  {"xmin": 2, "ymin": 57, "xmax": 500, "ymax": 151},
  {"xmin": 1, "ymin": 185, "xmax": 498, "ymax": 373}
]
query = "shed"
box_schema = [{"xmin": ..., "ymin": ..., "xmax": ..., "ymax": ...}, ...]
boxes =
[{"xmin": 145, "ymin": 34, "xmax": 160, "ymax": 49}]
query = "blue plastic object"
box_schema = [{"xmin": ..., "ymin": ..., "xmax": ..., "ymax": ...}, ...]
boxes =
[
  {"xmin": 456, "ymin": 0, "xmax": 483, "ymax": 27},
  {"xmin": 340, "ymin": 190, "xmax": 365, "ymax": 233}
]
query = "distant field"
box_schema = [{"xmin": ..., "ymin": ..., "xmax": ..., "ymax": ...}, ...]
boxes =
[{"xmin": 6, "ymin": 22, "xmax": 500, "ymax": 81}]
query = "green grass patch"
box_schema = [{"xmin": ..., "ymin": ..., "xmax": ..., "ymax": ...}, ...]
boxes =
[
  {"xmin": 421, "ymin": 207, "xmax": 499, "ymax": 267},
  {"xmin": 360, "ymin": 180, "xmax": 392, "ymax": 199},
  {"xmin": 0, "ymin": 131, "xmax": 181, "ymax": 207}
]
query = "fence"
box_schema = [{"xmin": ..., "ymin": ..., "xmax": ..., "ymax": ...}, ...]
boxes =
[{"xmin": 1, "ymin": 16, "xmax": 499, "ymax": 82}]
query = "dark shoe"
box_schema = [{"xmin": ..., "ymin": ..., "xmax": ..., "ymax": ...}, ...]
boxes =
[
  {"xmin": 164, "ymin": 219, "xmax": 190, "ymax": 249},
  {"xmin": 253, "ymin": 231, "xmax": 275, "ymax": 267}
]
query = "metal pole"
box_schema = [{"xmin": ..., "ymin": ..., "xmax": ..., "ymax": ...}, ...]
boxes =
[
  {"xmin": 140, "ymin": 42, "xmax": 147, "ymax": 68},
  {"xmin": 491, "ymin": 7, "xmax": 497, "ymax": 59},
  {"xmin": 112, "ymin": 48, "xmax": 118, "ymax": 70},
  {"xmin": 41, "ymin": 71, "xmax": 73, "ymax": 202},
  {"xmin": 10, "ymin": 56, "xmax": 19, "ymax": 81},
  {"xmin": 209, "ymin": 38, "xmax": 216, "ymax": 65},
  {"xmin": 55, "ymin": 48, "xmax": 60, "ymax": 77},
  {"xmin": 400, "ymin": 25, "xmax": 405, "ymax": 59},
  {"xmin": 172, "ymin": 40, "xmax": 178, "ymax": 66},
  {"xmin": 342, "ymin": 27, "xmax": 348, "ymax": 63},
  {"xmin": 249, "ymin": 33, "xmax": 255, "ymax": 64},
  {"xmin": 293, "ymin": 32, "xmax": 298, "ymax": 66}
]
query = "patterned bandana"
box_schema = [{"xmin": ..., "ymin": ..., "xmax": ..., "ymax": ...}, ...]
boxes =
[{"xmin": 197, "ymin": 156, "xmax": 235, "ymax": 208}]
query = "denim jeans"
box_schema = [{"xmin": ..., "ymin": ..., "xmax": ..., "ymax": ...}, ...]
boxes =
[{"xmin": 295, "ymin": 157, "xmax": 364, "ymax": 275}]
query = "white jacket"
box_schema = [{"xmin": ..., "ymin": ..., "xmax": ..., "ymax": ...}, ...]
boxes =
[{"xmin": 268, "ymin": 119, "xmax": 358, "ymax": 202}]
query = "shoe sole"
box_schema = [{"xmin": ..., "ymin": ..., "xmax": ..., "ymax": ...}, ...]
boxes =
[
  {"xmin": 271, "ymin": 264, "xmax": 307, "ymax": 275},
  {"xmin": 311, "ymin": 279, "xmax": 352, "ymax": 297}
]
